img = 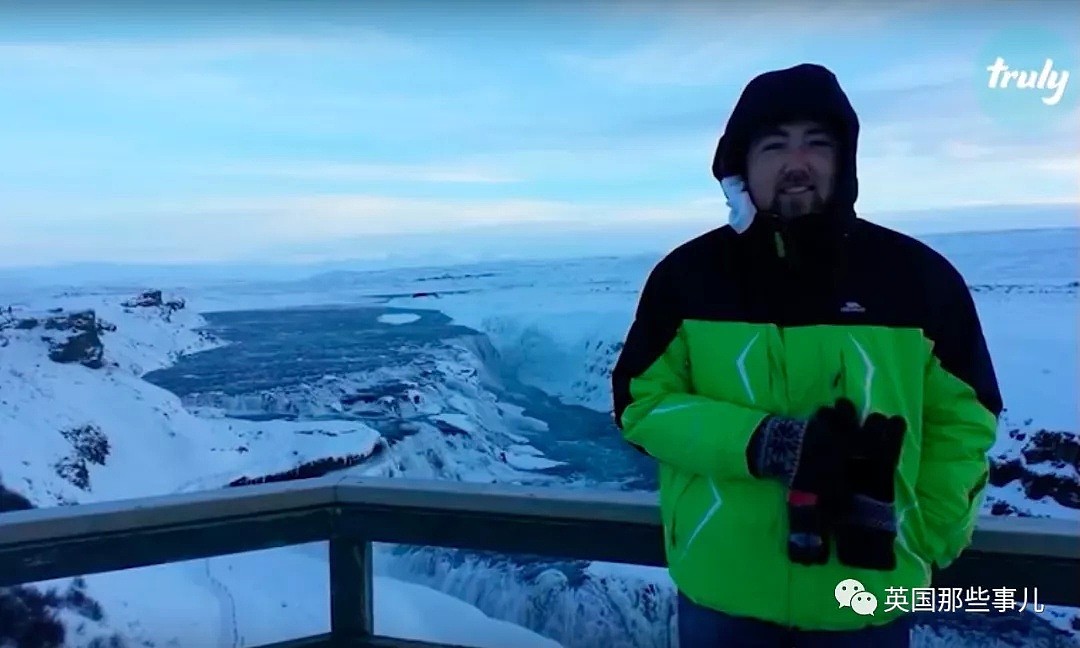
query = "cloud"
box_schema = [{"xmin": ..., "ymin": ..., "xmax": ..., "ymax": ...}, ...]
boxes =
[
  {"xmin": 1, "ymin": 7, "xmax": 1074, "ymax": 270},
  {"xmin": 940, "ymin": 139, "xmax": 1079, "ymax": 169},
  {"xmin": 1036, "ymin": 157, "xmax": 1080, "ymax": 175},
  {"xmin": 553, "ymin": 2, "xmax": 928, "ymax": 87},
  {"xmin": 553, "ymin": 37, "xmax": 768, "ymax": 88},
  {"xmin": 853, "ymin": 56, "xmax": 977, "ymax": 94},
  {"xmin": 856, "ymin": 151, "xmax": 1080, "ymax": 214},
  {"xmin": 450, "ymin": 131, "xmax": 713, "ymax": 177},
  {"xmin": 0, "ymin": 189, "xmax": 732, "ymax": 266},
  {"xmin": 578, "ymin": 0, "xmax": 927, "ymax": 33},
  {"xmin": 861, "ymin": 106, "xmax": 1078, "ymax": 160},
  {"xmin": 941, "ymin": 140, "xmax": 999, "ymax": 160},
  {"xmin": 0, "ymin": 126, "xmax": 719, "ymax": 196},
  {"xmin": 0, "ymin": 32, "xmax": 422, "ymax": 66},
  {"xmin": 211, "ymin": 161, "xmax": 522, "ymax": 184},
  {"xmin": 0, "ymin": 31, "xmax": 424, "ymax": 103},
  {"xmin": 4, "ymin": 164, "xmax": 1076, "ymax": 266}
]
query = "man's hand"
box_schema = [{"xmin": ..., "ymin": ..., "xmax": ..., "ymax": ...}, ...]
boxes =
[
  {"xmin": 835, "ymin": 412, "xmax": 907, "ymax": 570},
  {"xmin": 749, "ymin": 398, "xmax": 860, "ymax": 564}
]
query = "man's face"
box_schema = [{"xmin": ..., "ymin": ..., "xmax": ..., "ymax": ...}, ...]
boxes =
[{"xmin": 745, "ymin": 120, "xmax": 838, "ymax": 220}]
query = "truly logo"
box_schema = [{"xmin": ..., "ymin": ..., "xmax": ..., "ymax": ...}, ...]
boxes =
[
  {"xmin": 974, "ymin": 24, "xmax": 1078, "ymax": 132},
  {"xmin": 985, "ymin": 56, "xmax": 1069, "ymax": 106}
]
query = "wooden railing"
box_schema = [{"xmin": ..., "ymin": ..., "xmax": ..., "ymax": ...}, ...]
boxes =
[{"xmin": 1, "ymin": 475, "xmax": 1077, "ymax": 647}]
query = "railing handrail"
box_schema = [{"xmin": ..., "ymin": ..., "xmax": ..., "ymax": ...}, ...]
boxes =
[
  {"xmin": 0, "ymin": 476, "xmax": 342, "ymax": 546},
  {"xmin": 2, "ymin": 475, "xmax": 1076, "ymax": 560}
]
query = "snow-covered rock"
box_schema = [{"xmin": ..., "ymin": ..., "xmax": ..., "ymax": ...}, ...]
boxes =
[{"xmin": 990, "ymin": 427, "xmax": 1079, "ymax": 515}]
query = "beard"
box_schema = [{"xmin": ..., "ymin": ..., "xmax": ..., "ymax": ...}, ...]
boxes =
[
  {"xmin": 771, "ymin": 189, "xmax": 826, "ymax": 220},
  {"xmin": 770, "ymin": 169, "xmax": 827, "ymax": 220}
]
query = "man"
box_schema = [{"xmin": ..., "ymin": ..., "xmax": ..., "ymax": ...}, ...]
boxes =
[{"xmin": 611, "ymin": 63, "xmax": 1002, "ymax": 647}]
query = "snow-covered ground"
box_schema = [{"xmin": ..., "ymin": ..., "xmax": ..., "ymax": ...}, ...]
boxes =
[
  {"xmin": 18, "ymin": 545, "xmax": 561, "ymax": 648},
  {"xmin": 1, "ymin": 225, "xmax": 1078, "ymax": 647}
]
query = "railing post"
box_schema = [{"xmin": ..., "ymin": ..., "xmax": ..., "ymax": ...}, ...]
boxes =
[{"xmin": 329, "ymin": 523, "xmax": 373, "ymax": 647}]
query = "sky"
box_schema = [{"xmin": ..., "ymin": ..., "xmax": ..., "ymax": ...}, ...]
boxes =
[{"xmin": 0, "ymin": 0, "xmax": 1078, "ymax": 270}]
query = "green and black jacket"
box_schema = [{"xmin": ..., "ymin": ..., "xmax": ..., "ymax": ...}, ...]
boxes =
[{"xmin": 611, "ymin": 64, "xmax": 1003, "ymax": 631}]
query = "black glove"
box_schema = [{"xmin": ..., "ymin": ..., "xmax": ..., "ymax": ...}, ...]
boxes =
[
  {"xmin": 748, "ymin": 399, "xmax": 860, "ymax": 565},
  {"xmin": 835, "ymin": 412, "xmax": 907, "ymax": 571}
]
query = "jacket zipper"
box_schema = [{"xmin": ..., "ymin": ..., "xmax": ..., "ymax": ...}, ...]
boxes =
[{"xmin": 772, "ymin": 220, "xmax": 794, "ymax": 627}]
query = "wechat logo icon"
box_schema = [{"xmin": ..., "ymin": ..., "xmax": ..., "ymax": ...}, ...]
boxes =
[{"xmin": 835, "ymin": 578, "xmax": 878, "ymax": 616}]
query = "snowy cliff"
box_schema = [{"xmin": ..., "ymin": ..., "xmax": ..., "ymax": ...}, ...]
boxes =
[{"xmin": 0, "ymin": 290, "xmax": 562, "ymax": 648}]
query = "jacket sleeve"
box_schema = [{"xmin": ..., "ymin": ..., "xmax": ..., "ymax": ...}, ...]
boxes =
[
  {"xmin": 611, "ymin": 259, "xmax": 771, "ymax": 481},
  {"xmin": 916, "ymin": 264, "xmax": 1002, "ymax": 570}
]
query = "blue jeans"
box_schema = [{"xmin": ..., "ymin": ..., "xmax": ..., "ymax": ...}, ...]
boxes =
[{"xmin": 677, "ymin": 592, "xmax": 913, "ymax": 647}]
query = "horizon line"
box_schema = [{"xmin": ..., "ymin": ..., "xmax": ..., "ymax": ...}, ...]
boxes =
[{"xmin": 0, "ymin": 218, "xmax": 1075, "ymax": 275}]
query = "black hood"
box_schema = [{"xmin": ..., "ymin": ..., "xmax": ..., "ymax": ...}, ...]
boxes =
[{"xmin": 712, "ymin": 63, "xmax": 860, "ymax": 218}]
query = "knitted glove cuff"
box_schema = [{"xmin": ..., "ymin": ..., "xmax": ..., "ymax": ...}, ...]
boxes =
[{"xmin": 752, "ymin": 416, "xmax": 805, "ymax": 486}]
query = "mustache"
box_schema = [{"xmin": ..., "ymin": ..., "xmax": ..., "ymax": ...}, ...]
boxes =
[{"xmin": 777, "ymin": 169, "xmax": 816, "ymax": 189}]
